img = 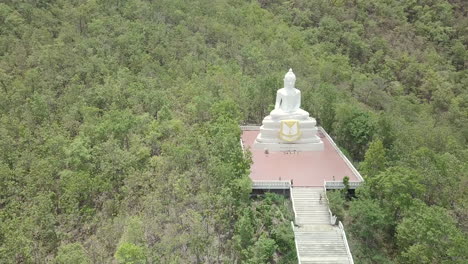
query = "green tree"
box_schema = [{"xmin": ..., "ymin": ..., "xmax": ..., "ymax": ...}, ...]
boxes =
[
  {"xmin": 54, "ymin": 243, "xmax": 90, "ymax": 264},
  {"xmin": 334, "ymin": 103, "xmax": 376, "ymax": 160},
  {"xmin": 234, "ymin": 208, "xmax": 255, "ymax": 259},
  {"xmin": 305, "ymin": 83, "xmax": 338, "ymax": 132},
  {"xmin": 248, "ymin": 234, "xmax": 278, "ymax": 264},
  {"xmin": 367, "ymin": 167, "xmax": 425, "ymax": 222},
  {"xmin": 396, "ymin": 205, "xmax": 468, "ymax": 264},
  {"xmin": 115, "ymin": 242, "xmax": 146, "ymax": 264},
  {"xmin": 327, "ymin": 190, "xmax": 345, "ymax": 221},
  {"xmin": 348, "ymin": 198, "xmax": 390, "ymax": 246},
  {"xmin": 0, "ymin": 0, "xmax": 466, "ymax": 263},
  {"xmin": 405, "ymin": 148, "xmax": 466, "ymax": 208},
  {"xmin": 360, "ymin": 139, "xmax": 386, "ymax": 177}
]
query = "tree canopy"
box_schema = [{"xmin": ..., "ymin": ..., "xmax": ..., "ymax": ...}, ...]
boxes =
[{"xmin": 0, "ymin": 0, "xmax": 467, "ymax": 263}]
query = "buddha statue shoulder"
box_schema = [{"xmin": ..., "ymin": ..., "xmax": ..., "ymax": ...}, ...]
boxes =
[{"xmin": 270, "ymin": 69, "xmax": 309, "ymax": 120}]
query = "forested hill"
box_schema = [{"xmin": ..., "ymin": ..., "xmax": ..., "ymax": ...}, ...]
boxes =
[{"xmin": 0, "ymin": 0, "xmax": 467, "ymax": 263}]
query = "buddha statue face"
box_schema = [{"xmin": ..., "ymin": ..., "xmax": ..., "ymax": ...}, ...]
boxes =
[{"xmin": 284, "ymin": 68, "xmax": 296, "ymax": 89}]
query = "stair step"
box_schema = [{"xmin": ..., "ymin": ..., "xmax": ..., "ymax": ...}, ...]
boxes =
[
  {"xmin": 300, "ymin": 256, "xmax": 350, "ymax": 264},
  {"xmin": 292, "ymin": 189, "xmax": 352, "ymax": 263}
]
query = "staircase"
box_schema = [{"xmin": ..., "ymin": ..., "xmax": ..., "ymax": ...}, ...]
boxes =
[{"xmin": 292, "ymin": 187, "xmax": 352, "ymax": 264}]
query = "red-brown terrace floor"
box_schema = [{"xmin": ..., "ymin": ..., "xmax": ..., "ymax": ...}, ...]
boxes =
[{"xmin": 242, "ymin": 128, "xmax": 362, "ymax": 187}]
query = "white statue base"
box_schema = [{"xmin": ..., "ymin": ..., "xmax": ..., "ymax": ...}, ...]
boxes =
[{"xmin": 254, "ymin": 115, "xmax": 324, "ymax": 152}]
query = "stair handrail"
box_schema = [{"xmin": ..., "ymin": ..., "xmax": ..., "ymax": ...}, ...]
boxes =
[
  {"xmin": 289, "ymin": 182, "xmax": 301, "ymax": 263},
  {"xmin": 323, "ymin": 182, "xmax": 337, "ymax": 225},
  {"xmin": 290, "ymin": 181, "xmax": 297, "ymax": 220},
  {"xmin": 240, "ymin": 137, "xmax": 245, "ymax": 157},
  {"xmin": 338, "ymin": 221, "xmax": 354, "ymax": 264},
  {"xmin": 291, "ymin": 221, "xmax": 301, "ymax": 264}
]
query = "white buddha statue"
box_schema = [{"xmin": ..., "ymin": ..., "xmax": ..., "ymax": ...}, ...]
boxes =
[
  {"xmin": 254, "ymin": 68, "xmax": 324, "ymax": 152},
  {"xmin": 270, "ymin": 69, "xmax": 309, "ymax": 120}
]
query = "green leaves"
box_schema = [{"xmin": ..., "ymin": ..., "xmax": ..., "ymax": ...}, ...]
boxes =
[
  {"xmin": 115, "ymin": 242, "xmax": 146, "ymax": 264},
  {"xmin": 233, "ymin": 193, "xmax": 295, "ymax": 263},
  {"xmin": 334, "ymin": 103, "xmax": 376, "ymax": 160},
  {"xmin": 396, "ymin": 205, "xmax": 468, "ymax": 264},
  {"xmin": 249, "ymin": 234, "xmax": 278, "ymax": 264},
  {"xmin": 234, "ymin": 208, "xmax": 255, "ymax": 252},
  {"xmin": 210, "ymin": 99, "xmax": 242, "ymax": 123},
  {"xmin": 360, "ymin": 139, "xmax": 387, "ymax": 178},
  {"xmin": 0, "ymin": 0, "xmax": 466, "ymax": 263},
  {"xmin": 327, "ymin": 190, "xmax": 346, "ymax": 222},
  {"xmin": 55, "ymin": 243, "xmax": 90, "ymax": 264},
  {"xmin": 347, "ymin": 197, "xmax": 391, "ymax": 258},
  {"xmin": 368, "ymin": 167, "xmax": 426, "ymax": 220}
]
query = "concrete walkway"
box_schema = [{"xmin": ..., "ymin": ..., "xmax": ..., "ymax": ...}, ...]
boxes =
[
  {"xmin": 292, "ymin": 187, "xmax": 352, "ymax": 264},
  {"xmin": 241, "ymin": 128, "xmax": 363, "ymax": 187}
]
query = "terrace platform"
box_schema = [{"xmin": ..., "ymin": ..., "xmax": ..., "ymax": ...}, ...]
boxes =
[{"xmin": 241, "ymin": 126, "xmax": 363, "ymax": 188}]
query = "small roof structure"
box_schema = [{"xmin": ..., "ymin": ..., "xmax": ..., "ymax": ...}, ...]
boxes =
[{"xmin": 241, "ymin": 126, "xmax": 363, "ymax": 188}]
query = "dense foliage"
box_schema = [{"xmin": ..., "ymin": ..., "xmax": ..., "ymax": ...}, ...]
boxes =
[{"xmin": 0, "ymin": 0, "xmax": 467, "ymax": 263}]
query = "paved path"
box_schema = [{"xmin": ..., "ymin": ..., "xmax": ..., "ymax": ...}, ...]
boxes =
[{"xmin": 292, "ymin": 187, "xmax": 352, "ymax": 264}]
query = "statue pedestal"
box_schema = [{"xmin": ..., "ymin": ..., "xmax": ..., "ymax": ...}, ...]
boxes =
[{"xmin": 253, "ymin": 115, "xmax": 324, "ymax": 152}]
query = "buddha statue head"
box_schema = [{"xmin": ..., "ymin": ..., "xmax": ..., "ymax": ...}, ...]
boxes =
[{"xmin": 284, "ymin": 68, "xmax": 296, "ymax": 89}]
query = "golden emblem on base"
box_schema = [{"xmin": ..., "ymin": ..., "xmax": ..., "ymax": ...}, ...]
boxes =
[{"xmin": 279, "ymin": 120, "xmax": 302, "ymax": 142}]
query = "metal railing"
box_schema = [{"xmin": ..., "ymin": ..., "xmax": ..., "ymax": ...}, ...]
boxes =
[
  {"xmin": 325, "ymin": 181, "xmax": 362, "ymax": 189},
  {"xmin": 339, "ymin": 221, "xmax": 354, "ymax": 264},
  {"xmin": 251, "ymin": 180, "xmax": 291, "ymax": 189},
  {"xmin": 240, "ymin": 125, "xmax": 260, "ymax": 131}
]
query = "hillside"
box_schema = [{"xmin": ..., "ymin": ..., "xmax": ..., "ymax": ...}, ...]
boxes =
[{"xmin": 0, "ymin": 0, "xmax": 467, "ymax": 263}]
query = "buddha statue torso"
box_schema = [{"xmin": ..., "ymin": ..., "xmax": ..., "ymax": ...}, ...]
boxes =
[
  {"xmin": 275, "ymin": 88, "xmax": 300, "ymax": 112},
  {"xmin": 270, "ymin": 69, "xmax": 309, "ymax": 120}
]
